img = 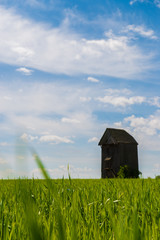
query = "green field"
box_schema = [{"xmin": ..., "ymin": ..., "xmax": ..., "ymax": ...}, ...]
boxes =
[{"xmin": 0, "ymin": 177, "xmax": 160, "ymax": 240}]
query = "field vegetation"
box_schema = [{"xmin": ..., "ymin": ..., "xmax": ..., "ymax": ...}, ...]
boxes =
[
  {"xmin": 0, "ymin": 177, "xmax": 160, "ymax": 239},
  {"xmin": 0, "ymin": 153, "xmax": 159, "ymax": 239}
]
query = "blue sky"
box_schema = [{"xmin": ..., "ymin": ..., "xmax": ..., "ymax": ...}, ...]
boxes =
[{"xmin": 0, "ymin": 0, "xmax": 160, "ymax": 178}]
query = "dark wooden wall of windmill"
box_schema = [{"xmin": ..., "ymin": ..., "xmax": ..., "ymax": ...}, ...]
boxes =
[
  {"xmin": 101, "ymin": 143, "xmax": 138, "ymax": 178},
  {"xmin": 119, "ymin": 143, "xmax": 138, "ymax": 170},
  {"xmin": 101, "ymin": 144, "xmax": 120, "ymax": 178}
]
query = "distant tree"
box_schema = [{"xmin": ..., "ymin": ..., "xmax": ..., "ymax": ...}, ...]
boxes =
[
  {"xmin": 117, "ymin": 165, "xmax": 141, "ymax": 178},
  {"xmin": 155, "ymin": 175, "xmax": 160, "ymax": 179}
]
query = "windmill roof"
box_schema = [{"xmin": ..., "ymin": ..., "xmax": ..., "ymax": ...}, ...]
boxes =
[{"xmin": 98, "ymin": 128, "xmax": 138, "ymax": 145}]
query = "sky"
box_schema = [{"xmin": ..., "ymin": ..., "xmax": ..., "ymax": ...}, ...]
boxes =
[{"xmin": 0, "ymin": 0, "xmax": 160, "ymax": 178}]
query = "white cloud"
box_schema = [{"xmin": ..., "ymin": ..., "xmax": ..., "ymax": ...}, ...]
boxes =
[
  {"xmin": 13, "ymin": 47, "xmax": 34, "ymax": 58},
  {"xmin": 0, "ymin": 81, "xmax": 100, "ymax": 138},
  {"xmin": 0, "ymin": 142, "xmax": 9, "ymax": 146},
  {"xmin": 97, "ymin": 91, "xmax": 159, "ymax": 108},
  {"xmin": 31, "ymin": 165, "xmax": 100, "ymax": 178},
  {"xmin": 0, "ymin": 6, "xmax": 155, "ymax": 79},
  {"xmin": 79, "ymin": 97, "xmax": 91, "ymax": 102},
  {"xmin": 61, "ymin": 117, "xmax": 80, "ymax": 124},
  {"xmin": 124, "ymin": 25, "xmax": 157, "ymax": 40},
  {"xmin": 96, "ymin": 95, "xmax": 145, "ymax": 107},
  {"xmin": 20, "ymin": 133, "xmax": 38, "ymax": 142},
  {"xmin": 124, "ymin": 113, "xmax": 160, "ymax": 136},
  {"xmin": 20, "ymin": 133, "xmax": 28, "ymax": 141},
  {"xmin": 0, "ymin": 158, "xmax": 8, "ymax": 164},
  {"xmin": 39, "ymin": 135, "xmax": 74, "ymax": 144},
  {"xmin": 20, "ymin": 132, "xmax": 74, "ymax": 144},
  {"xmin": 87, "ymin": 77, "xmax": 99, "ymax": 83},
  {"xmin": 3, "ymin": 96, "xmax": 12, "ymax": 101},
  {"xmin": 129, "ymin": 0, "xmax": 145, "ymax": 6},
  {"xmin": 88, "ymin": 137, "xmax": 99, "ymax": 143},
  {"xmin": 130, "ymin": 0, "xmax": 160, "ymax": 8},
  {"xmin": 16, "ymin": 67, "xmax": 33, "ymax": 75},
  {"xmin": 105, "ymin": 88, "xmax": 132, "ymax": 95},
  {"xmin": 0, "ymin": 82, "xmax": 158, "ymax": 141},
  {"xmin": 29, "ymin": 135, "xmax": 38, "ymax": 141},
  {"xmin": 96, "ymin": 87, "xmax": 147, "ymax": 107},
  {"xmin": 17, "ymin": 155, "xmax": 25, "ymax": 160},
  {"xmin": 115, "ymin": 111, "xmax": 160, "ymax": 151},
  {"xmin": 148, "ymin": 97, "xmax": 160, "ymax": 108},
  {"xmin": 20, "ymin": 133, "xmax": 73, "ymax": 144},
  {"xmin": 114, "ymin": 122, "xmax": 122, "ymax": 127}
]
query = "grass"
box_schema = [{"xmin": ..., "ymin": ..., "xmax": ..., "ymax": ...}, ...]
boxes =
[
  {"xmin": 0, "ymin": 152, "xmax": 159, "ymax": 239},
  {"xmin": 0, "ymin": 178, "xmax": 160, "ymax": 239}
]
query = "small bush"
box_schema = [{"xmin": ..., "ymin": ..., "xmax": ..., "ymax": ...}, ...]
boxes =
[
  {"xmin": 155, "ymin": 175, "xmax": 160, "ymax": 179},
  {"xmin": 117, "ymin": 165, "xmax": 141, "ymax": 178}
]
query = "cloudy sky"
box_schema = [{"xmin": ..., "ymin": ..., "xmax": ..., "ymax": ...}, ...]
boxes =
[{"xmin": 0, "ymin": 0, "xmax": 160, "ymax": 178}]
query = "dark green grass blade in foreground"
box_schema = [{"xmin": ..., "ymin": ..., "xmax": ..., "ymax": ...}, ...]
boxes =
[
  {"xmin": 30, "ymin": 148, "xmax": 50, "ymax": 180},
  {"xmin": 29, "ymin": 148, "xmax": 66, "ymax": 240},
  {"xmin": 16, "ymin": 148, "xmax": 52, "ymax": 240}
]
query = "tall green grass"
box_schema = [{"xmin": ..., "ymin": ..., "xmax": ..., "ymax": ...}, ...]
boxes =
[
  {"xmin": 0, "ymin": 152, "xmax": 159, "ymax": 239},
  {"xmin": 0, "ymin": 178, "xmax": 160, "ymax": 239}
]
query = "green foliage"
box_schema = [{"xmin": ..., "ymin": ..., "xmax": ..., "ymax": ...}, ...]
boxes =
[
  {"xmin": 0, "ymin": 178, "xmax": 160, "ymax": 239},
  {"xmin": 155, "ymin": 175, "xmax": 160, "ymax": 179},
  {"xmin": 0, "ymin": 151, "xmax": 158, "ymax": 239},
  {"xmin": 117, "ymin": 165, "xmax": 141, "ymax": 178}
]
